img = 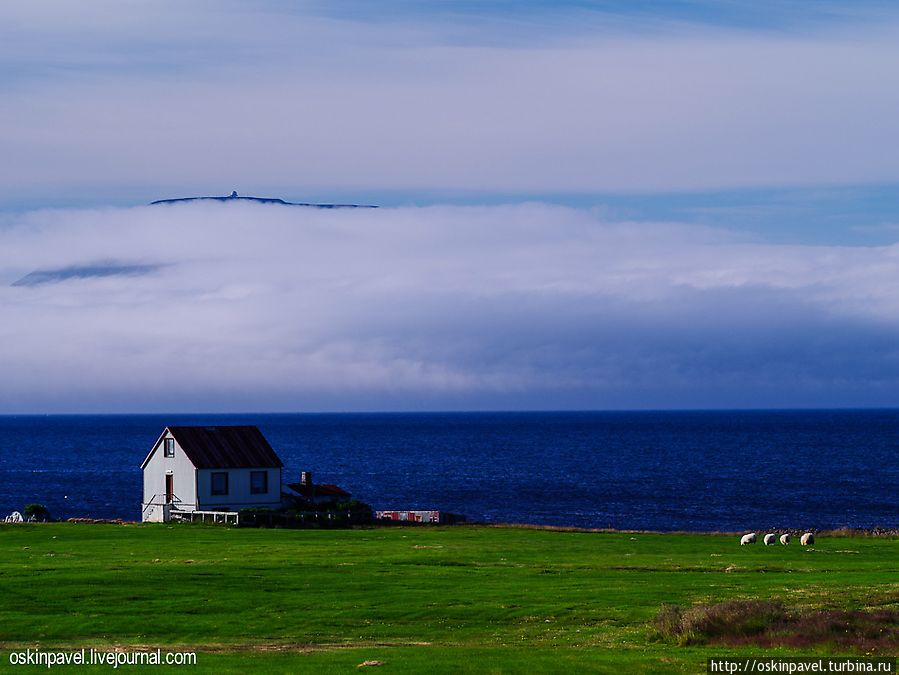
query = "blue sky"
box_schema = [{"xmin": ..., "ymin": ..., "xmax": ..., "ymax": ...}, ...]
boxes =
[
  {"xmin": 307, "ymin": 0, "xmax": 895, "ymax": 32},
  {"xmin": 4, "ymin": 0, "xmax": 899, "ymax": 243},
  {"xmin": 3, "ymin": 1, "xmax": 899, "ymax": 412}
]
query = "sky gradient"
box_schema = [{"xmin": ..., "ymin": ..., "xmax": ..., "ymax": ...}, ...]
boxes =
[{"xmin": 3, "ymin": 1, "xmax": 899, "ymax": 412}]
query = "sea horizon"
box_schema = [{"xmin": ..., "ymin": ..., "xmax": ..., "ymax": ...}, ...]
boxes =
[
  {"xmin": 2, "ymin": 409, "xmax": 896, "ymax": 531},
  {"xmin": 6, "ymin": 405, "xmax": 899, "ymax": 417}
]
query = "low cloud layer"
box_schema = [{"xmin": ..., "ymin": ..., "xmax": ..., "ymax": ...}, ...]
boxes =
[
  {"xmin": 3, "ymin": 202, "xmax": 899, "ymax": 412},
  {"xmin": 12, "ymin": 262, "xmax": 163, "ymax": 287}
]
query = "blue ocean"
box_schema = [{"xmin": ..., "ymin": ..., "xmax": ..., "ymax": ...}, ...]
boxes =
[{"xmin": 0, "ymin": 411, "xmax": 896, "ymax": 531}]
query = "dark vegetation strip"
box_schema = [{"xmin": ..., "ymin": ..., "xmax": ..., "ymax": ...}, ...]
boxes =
[{"xmin": 653, "ymin": 599, "xmax": 899, "ymax": 652}]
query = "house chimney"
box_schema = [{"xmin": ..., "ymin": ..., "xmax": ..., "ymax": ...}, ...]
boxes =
[{"xmin": 300, "ymin": 471, "xmax": 312, "ymax": 487}]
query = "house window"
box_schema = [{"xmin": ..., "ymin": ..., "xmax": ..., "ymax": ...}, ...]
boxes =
[
  {"xmin": 164, "ymin": 438, "xmax": 175, "ymax": 458},
  {"xmin": 250, "ymin": 471, "xmax": 268, "ymax": 495},
  {"xmin": 211, "ymin": 472, "xmax": 229, "ymax": 496}
]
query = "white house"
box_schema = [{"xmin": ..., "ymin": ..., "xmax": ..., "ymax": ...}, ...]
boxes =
[{"xmin": 141, "ymin": 425, "xmax": 283, "ymax": 522}]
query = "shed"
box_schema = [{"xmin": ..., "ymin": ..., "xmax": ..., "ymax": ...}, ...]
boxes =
[{"xmin": 285, "ymin": 471, "xmax": 352, "ymax": 506}]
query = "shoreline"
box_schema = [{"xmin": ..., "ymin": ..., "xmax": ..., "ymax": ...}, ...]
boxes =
[
  {"xmin": 484, "ymin": 522, "xmax": 899, "ymax": 537},
  {"xmin": 9, "ymin": 519, "xmax": 898, "ymax": 537}
]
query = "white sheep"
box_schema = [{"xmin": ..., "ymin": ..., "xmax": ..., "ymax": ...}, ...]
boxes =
[
  {"xmin": 779, "ymin": 533, "xmax": 790, "ymax": 545},
  {"xmin": 740, "ymin": 533, "xmax": 757, "ymax": 545},
  {"xmin": 763, "ymin": 533, "xmax": 776, "ymax": 545},
  {"xmin": 800, "ymin": 532, "xmax": 815, "ymax": 546}
]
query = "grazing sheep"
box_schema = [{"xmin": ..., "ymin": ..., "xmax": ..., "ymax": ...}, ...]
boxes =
[
  {"xmin": 763, "ymin": 533, "xmax": 776, "ymax": 545},
  {"xmin": 780, "ymin": 533, "xmax": 790, "ymax": 545},
  {"xmin": 801, "ymin": 532, "xmax": 815, "ymax": 546},
  {"xmin": 740, "ymin": 533, "xmax": 757, "ymax": 545}
]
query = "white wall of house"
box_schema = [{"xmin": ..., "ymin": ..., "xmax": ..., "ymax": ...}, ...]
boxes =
[
  {"xmin": 141, "ymin": 431, "xmax": 198, "ymax": 522},
  {"xmin": 196, "ymin": 467, "xmax": 281, "ymax": 511}
]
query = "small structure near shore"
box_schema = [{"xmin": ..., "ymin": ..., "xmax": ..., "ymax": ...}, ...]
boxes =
[
  {"xmin": 141, "ymin": 426, "xmax": 283, "ymax": 523},
  {"xmin": 376, "ymin": 510, "xmax": 466, "ymax": 525},
  {"xmin": 285, "ymin": 471, "xmax": 352, "ymax": 506}
]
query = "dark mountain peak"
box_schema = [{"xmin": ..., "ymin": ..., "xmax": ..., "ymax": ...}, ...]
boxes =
[{"xmin": 150, "ymin": 190, "xmax": 377, "ymax": 208}]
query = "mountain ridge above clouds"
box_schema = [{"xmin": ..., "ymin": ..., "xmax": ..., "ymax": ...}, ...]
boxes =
[{"xmin": 149, "ymin": 190, "xmax": 377, "ymax": 209}]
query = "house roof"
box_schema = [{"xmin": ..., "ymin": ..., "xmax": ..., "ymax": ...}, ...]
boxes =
[
  {"xmin": 142, "ymin": 425, "xmax": 283, "ymax": 469},
  {"xmin": 287, "ymin": 482, "xmax": 351, "ymax": 499}
]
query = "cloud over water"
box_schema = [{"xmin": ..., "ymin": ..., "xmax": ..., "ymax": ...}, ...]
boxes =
[{"xmin": 3, "ymin": 202, "xmax": 899, "ymax": 412}]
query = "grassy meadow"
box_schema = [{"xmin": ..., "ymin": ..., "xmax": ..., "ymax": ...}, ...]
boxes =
[{"xmin": 0, "ymin": 523, "xmax": 896, "ymax": 673}]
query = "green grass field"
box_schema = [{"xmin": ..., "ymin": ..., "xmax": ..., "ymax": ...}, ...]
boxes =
[{"xmin": 0, "ymin": 524, "xmax": 896, "ymax": 673}]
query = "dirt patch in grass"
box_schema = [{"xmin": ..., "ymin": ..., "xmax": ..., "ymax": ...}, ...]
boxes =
[{"xmin": 653, "ymin": 600, "xmax": 899, "ymax": 653}]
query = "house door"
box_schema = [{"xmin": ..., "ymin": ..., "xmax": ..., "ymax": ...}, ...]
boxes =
[{"xmin": 165, "ymin": 474, "xmax": 173, "ymax": 503}]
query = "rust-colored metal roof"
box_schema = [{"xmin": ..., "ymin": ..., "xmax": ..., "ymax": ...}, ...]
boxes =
[
  {"xmin": 168, "ymin": 425, "xmax": 283, "ymax": 469},
  {"xmin": 287, "ymin": 482, "xmax": 351, "ymax": 498}
]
